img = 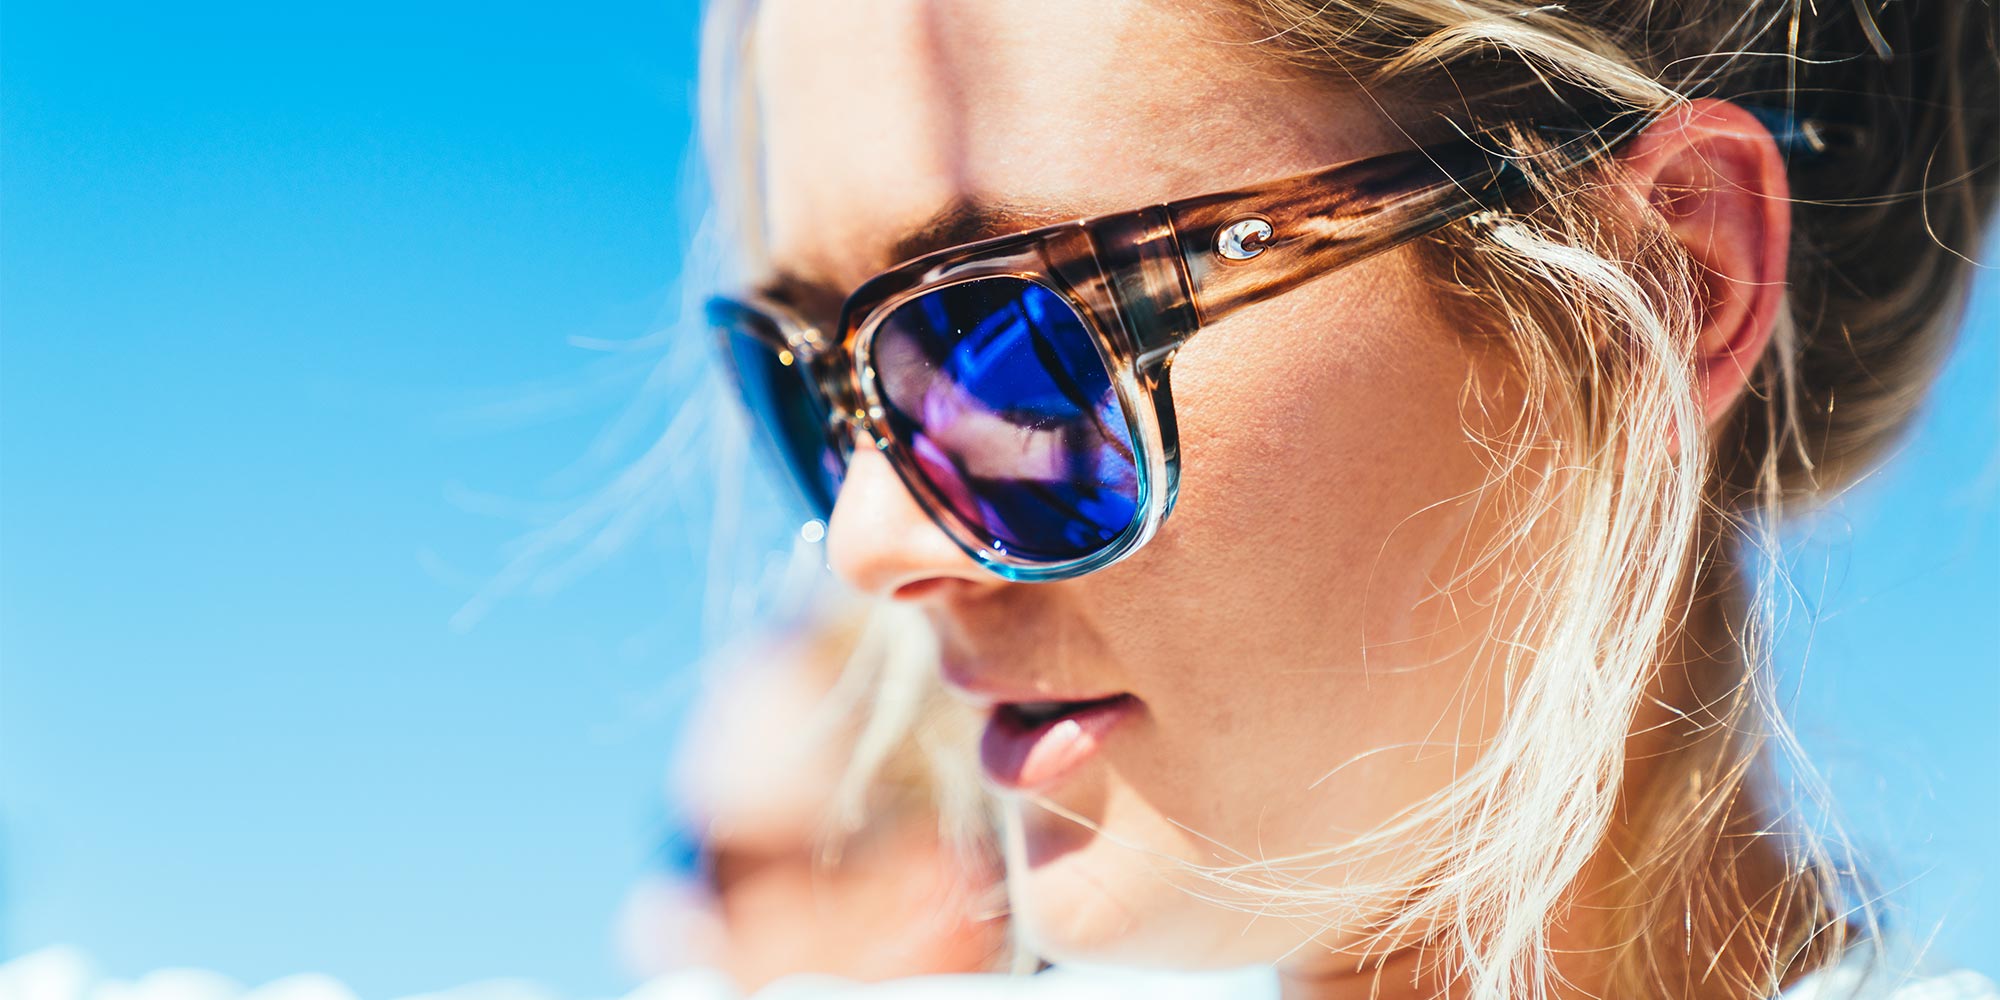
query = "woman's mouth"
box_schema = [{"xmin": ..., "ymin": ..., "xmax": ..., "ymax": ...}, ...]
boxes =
[{"xmin": 979, "ymin": 693, "xmax": 1140, "ymax": 791}]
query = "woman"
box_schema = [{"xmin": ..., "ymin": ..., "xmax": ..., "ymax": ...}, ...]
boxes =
[{"xmin": 701, "ymin": 1, "xmax": 1998, "ymax": 998}]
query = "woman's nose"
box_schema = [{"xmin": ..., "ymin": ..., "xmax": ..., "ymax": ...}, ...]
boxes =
[{"xmin": 825, "ymin": 445, "xmax": 996, "ymax": 601}]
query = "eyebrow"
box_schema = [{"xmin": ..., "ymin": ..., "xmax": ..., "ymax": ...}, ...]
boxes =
[{"xmin": 752, "ymin": 197, "xmax": 1090, "ymax": 316}]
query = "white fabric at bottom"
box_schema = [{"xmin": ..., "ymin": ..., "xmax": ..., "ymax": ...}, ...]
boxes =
[{"xmin": 4, "ymin": 946, "xmax": 1993, "ymax": 1000}]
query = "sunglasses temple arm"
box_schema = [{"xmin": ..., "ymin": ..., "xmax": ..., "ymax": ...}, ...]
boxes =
[{"xmin": 1158, "ymin": 112, "xmax": 1654, "ymax": 333}]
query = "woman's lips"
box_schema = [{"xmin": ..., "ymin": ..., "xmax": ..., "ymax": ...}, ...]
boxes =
[{"xmin": 978, "ymin": 693, "xmax": 1139, "ymax": 791}]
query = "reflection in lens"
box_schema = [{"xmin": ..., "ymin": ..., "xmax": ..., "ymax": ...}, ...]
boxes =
[
  {"xmin": 872, "ymin": 278, "xmax": 1138, "ymax": 563},
  {"xmin": 721, "ymin": 320, "xmax": 844, "ymax": 520}
]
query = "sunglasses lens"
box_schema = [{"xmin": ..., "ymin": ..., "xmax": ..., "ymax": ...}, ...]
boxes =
[
  {"xmin": 717, "ymin": 314, "xmax": 844, "ymax": 521},
  {"xmin": 872, "ymin": 277, "xmax": 1139, "ymax": 564}
]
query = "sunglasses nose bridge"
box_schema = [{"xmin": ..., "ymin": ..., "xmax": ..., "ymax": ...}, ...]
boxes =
[
  {"xmin": 821, "ymin": 406, "xmax": 883, "ymax": 459},
  {"xmin": 809, "ymin": 354, "xmax": 884, "ymax": 454}
]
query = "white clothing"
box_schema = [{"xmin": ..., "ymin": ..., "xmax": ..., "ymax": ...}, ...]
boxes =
[{"xmin": 3, "ymin": 945, "xmax": 1993, "ymax": 1000}]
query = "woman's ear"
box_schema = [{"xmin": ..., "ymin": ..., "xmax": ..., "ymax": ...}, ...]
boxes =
[{"xmin": 1612, "ymin": 98, "xmax": 1792, "ymax": 428}]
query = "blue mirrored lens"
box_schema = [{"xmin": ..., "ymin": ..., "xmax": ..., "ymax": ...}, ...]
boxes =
[
  {"xmin": 872, "ymin": 278, "xmax": 1138, "ymax": 563},
  {"xmin": 721, "ymin": 321, "xmax": 843, "ymax": 520}
]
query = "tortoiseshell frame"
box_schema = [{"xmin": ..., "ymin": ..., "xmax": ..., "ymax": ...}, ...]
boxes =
[{"xmin": 713, "ymin": 111, "xmax": 1652, "ymax": 581}]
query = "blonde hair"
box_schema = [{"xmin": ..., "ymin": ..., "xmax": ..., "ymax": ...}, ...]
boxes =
[{"xmin": 696, "ymin": 2, "xmax": 2000, "ymax": 997}]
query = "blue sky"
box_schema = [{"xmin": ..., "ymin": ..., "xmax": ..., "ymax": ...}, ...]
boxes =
[{"xmin": 1, "ymin": 2, "xmax": 1994, "ymax": 996}]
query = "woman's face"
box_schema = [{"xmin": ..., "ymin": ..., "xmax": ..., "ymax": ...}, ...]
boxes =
[{"xmin": 751, "ymin": 0, "xmax": 1542, "ymax": 973}]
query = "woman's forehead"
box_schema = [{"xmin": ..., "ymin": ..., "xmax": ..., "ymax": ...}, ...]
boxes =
[{"xmin": 748, "ymin": 0, "xmax": 1397, "ymax": 291}]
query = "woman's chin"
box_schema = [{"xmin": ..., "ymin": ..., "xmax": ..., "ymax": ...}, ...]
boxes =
[{"xmin": 1003, "ymin": 812, "xmax": 1298, "ymax": 971}]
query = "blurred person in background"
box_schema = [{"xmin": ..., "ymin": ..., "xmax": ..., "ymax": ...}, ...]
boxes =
[
  {"xmin": 702, "ymin": 1, "xmax": 2000, "ymax": 998},
  {"xmin": 620, "ymin": 606, "xmax": 1005, "ymax": 989}
]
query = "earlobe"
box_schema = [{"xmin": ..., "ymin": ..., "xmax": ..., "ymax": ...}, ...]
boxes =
[{"xmin": 1615, "ymin": 99, "xmax": 1793, "ymax": 428}]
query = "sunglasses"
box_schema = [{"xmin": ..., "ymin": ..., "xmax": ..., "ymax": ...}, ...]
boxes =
[{"xmin": 711, "ymin": 107, "xmax": 1652, "ymax": 581}]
